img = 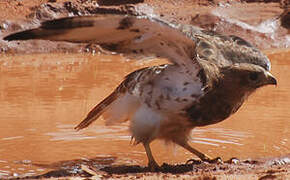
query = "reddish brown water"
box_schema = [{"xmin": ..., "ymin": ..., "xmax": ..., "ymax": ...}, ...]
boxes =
[{"xmin": 0, "ymin": 50, "xmax": 289, "ymax": 178}]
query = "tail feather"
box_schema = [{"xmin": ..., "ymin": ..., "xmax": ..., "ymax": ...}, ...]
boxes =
[
  {"xmin": 75, "ymin": 67, "xmax": 144, "ymax": 130},
  {"xmin": 75, "ymin": 90, "xmax": 119, "ymax": 131}
]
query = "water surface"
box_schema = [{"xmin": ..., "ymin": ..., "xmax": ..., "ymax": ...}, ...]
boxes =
[{"xmin": 0, "ymin": 50, "xmax": 289, "ymax": 178}]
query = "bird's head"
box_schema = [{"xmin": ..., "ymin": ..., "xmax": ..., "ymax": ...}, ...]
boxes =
[{"xmin": 221, "ymin": 63, "xmax": 277, "ymax": 91}]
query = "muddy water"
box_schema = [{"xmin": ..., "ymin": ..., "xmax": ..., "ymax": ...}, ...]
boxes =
[{"xmin": 0, "ymin": 50, "xmax": 289, "ymax": 178}]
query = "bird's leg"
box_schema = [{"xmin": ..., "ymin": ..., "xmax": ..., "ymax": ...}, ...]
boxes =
[
  {"xmin": 176, "ymin": 141, "xmax": 222, "ymax": 163},
  {"xmin": 143, "ymin": 142, "xmax": 160, "ymax": 171}
]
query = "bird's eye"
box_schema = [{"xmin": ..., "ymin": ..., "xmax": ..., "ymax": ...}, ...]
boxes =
[{"xmin": 249, "ymin": 72, "xmax": 259, "ymax": 81}]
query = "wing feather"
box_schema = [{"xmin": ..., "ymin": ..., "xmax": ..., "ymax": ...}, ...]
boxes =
[{"xmin": 4, "ymin": 15, "xmax": 200, "ymax": 74}]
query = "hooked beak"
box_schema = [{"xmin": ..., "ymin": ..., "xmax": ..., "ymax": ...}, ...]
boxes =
[{"xmin": 266, "ymin": 72, "xmax": 277, "ymax": 86}]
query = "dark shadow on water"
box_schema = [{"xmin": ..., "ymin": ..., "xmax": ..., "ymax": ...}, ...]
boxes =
[
  {"xmin": 101, "ymin": 163, "xmax": 197, "ymax": 174},
  {"xmin": 28, "ymin": 163, "xmax": 197, "ymax": 179}
]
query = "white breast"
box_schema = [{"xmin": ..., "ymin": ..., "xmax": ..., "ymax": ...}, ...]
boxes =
[{"xmin": 140, "ymin": 66, "xmax": 204, "ymax": 113}]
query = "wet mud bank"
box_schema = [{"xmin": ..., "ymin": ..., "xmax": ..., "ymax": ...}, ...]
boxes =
[
  {"xmin": 0, "ymin": 0, "xmax": 289, "ymax": 54},
  {"xmin": 11, "ymin": 155, "xmax": 290, "ymax": 179}
]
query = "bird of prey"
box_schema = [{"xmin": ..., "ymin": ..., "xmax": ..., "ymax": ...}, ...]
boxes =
[{"xmin": 4, "ymin": 14, "xmax": 277, "ymax": 171}]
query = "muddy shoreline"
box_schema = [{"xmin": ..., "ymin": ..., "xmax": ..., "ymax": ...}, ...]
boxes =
[
  {"xmin": 0, "ymin": 0, "xmax": 289, "ymax": 54},
  {"xmin": 0, "ymin": 0, "xmax": 289, "ymax": 179},
  {"xmin": 11, "ymin": 155, "xmax": 288, "ymax": 180}
]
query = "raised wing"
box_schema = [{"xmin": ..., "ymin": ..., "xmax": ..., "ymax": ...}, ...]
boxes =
[{"xmin": 4, "ymin": 15, "xmax": 200, "ymax": 73}]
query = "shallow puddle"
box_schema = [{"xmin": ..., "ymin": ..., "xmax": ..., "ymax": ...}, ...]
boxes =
[{"xmin": 0, "ymin": 50, "xmax": 289, "ymax": 178}]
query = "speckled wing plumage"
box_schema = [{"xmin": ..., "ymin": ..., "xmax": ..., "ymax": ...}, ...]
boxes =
[
  {"xmin": 4, "ymin": 15, "xmax": 200, "ymax": 73},
  {"xmin": 178, "ymin": 24, "xmax": 271, "ymax": 71},
  {"xmin": 4, "ymin": 15, "xmax": 271, "ymax": 72}
]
